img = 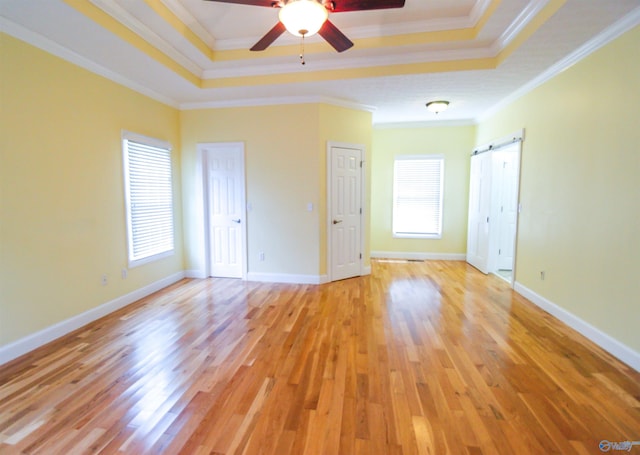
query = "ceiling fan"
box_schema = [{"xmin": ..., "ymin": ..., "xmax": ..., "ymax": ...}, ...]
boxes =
[{"xmin": 203, "ymin": 0, "xmax": 406, "ymax": 53}]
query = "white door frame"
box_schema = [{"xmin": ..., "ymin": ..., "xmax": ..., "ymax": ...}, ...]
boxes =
[
  {"xmin": 198, "ymin": 142, "xmax": 247, "ymax": 279},
  {"xmin": 468, "ymin": 130, "xmax": 523, "ymax": 287},
  {"xmin": 326, "ymin": 141, "xmax": 366, "ymax": 282},
  {"xmin": 466, "ymin": 151, "xmax": 493, "ymax": 274},
  {"xmin": 491, "ymin": 144, "xmax": 521, "ymax": 273}
]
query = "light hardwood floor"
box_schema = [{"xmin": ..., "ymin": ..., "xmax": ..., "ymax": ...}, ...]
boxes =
[{"xmin": 1, "ymin": 260, "xmax": 639, "ymax": 454}]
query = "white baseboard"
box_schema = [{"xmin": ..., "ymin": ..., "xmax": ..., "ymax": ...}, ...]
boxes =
[
  {"xmin": 514, "ymin": 282, "xmax": 639, "ymax": 372},
  {"xmin": 0, "ymin": 272, "xmax": 185, "ymax": 366},
  {"xmin": 246, "ymin": 272, "xmax": 329, "ymax": 285},
  {"xmin": 370, "ymin": 251, "xmax": 466, "ymax": 261},
  {"xmin": 185, "ymin": 269, "xmax": 207, "ymax": 279}
]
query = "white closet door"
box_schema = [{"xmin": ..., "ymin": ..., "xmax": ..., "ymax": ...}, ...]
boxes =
[
  {"xmin": 466, "ymin": 152, "xmax": 492, "ymax": 274},
  {"xmin": 330, "ymin": 145, "xmax": 362, "ymax": 281}
]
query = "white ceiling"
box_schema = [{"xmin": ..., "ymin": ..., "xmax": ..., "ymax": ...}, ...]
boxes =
[{"xmin": 1, "ymin": 0, "xmax": 639, "ymax": 124}]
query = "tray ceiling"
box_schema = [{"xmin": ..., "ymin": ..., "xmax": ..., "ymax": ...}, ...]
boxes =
[{"xmin": 1, "ymin": 0, "xmax": 639, "ymax": 124}]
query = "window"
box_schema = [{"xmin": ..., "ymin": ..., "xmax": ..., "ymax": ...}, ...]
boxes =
[
  {"xmin": 392, "ymin": 155, "xmax": 444, "ymax": 238},
  {"xmin": 122, "ymin": 131, "xmax": 174, "ymax": 267}
]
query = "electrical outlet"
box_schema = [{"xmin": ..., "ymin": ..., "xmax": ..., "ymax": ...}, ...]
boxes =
[
  {"xmin": 121, "ymin": 269, "xmax": 128, "ymax": 279},
  {"xmin": 540, "ymin": 271, "xmax": 545, "ymax": 280},
  {"xmin": 259, "ymin": 251, "xmax": 265, "ymax": 261},
  {"xmin": 101, "ymin": 274, "xmax": 108, "ymax": 286}
]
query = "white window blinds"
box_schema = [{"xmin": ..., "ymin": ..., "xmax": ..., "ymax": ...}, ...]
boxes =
[
  {"xmin": 392, "ymin": 155, "xmax": 444, "ymax": 238},
  {"xmin": 123, "ymin": 132, "xmax": 174, "ymax": 266}
]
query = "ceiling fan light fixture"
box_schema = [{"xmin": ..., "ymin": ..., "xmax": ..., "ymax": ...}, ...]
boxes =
[
  {"xmin": 279, "ymin": 0, "xmax": 328, "ymax": 37},
  {"xmin": 426, "ymin": 100, "xmax": 449, "ymax": 114}
]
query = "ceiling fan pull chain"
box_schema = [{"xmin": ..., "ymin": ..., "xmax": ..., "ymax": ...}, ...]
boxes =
[{"xmin": 299, "ymin": 34, "xmax": 306, "ymax": 65}]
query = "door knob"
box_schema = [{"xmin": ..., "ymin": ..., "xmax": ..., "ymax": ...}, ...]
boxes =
[
  {"xmin": 232, "ymin": 219, "xmax": 241, "ymax": 223},
  {"xmin": 333, "ymin": 219, "xmax": 342, "ymax": 224}
]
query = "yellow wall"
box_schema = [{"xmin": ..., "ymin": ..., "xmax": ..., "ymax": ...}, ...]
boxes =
[
  {"xmin": 180, "ymin": 104, "xmax": 321, "ymax": 277},
  {"xmin": 476, "ymin": 26, "xmax": 640, "ymax": 352},
  {"xmin": 180, "ymin": 104, "xmax": 371, "ymax": 278},
  {"xmin": 0, "ymin": 34, "xmax": 183, "ymax": 346},
  {"xmin": 318, "ymin": 104, "xmax": 373, "ymax": 271},
  {"xmin": 370, "ymin": 125, "xmax": 476, "ymax": 255},
  {"xmin": 3, "ymin": 19, "xmax": 638, "ymax": 364}
]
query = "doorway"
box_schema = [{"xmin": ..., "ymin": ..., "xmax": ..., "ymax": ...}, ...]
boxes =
[
  {"xmin": 327, "ymin": 142, "xmax": 364, "ymax": 281},
  {"xmin": 466, "ymin": 135, "xmax": 522, "ymax": 285},
  {"xmin": 200, "ymin": 142, "xmax": 247, "ymax": 279},
  {"xmin": 493, "ymin": 147, "xmax": 520, "ymax": 280}
]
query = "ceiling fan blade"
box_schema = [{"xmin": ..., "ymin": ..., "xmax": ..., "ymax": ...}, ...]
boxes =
[
  {"xmin": 203, "ymin": 0, "xmax": 279, "ymax": 7},
  {"xmin": 250, "ymin": 22, "xmax": 287, "ymax": 51},
  {"xmin": 327, "ymin": 0, "xmax": 405, "ymax": 13},
  {"xmin": 318, "ymin": 20, "xmax": 354, "ymax": 53}
]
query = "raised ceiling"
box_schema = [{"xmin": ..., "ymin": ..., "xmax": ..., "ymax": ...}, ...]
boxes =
[{"xmin": 1, "ymin": 0, "xmax": 639, "ymax": 124}]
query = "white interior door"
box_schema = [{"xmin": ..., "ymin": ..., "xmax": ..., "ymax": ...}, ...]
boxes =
[
  {"xmin": 329, "ymin": 144, "xmax": 362, "ymax": 281},
  {"xmin": 203, "ymin": 143, "xmax": 245, "ymax": 278},
  {"xmin": 466, "ymin": 152, "xmax": 492, "ymax": 274},
  {"xmin": 495, "ymin": 148, "xmax": 520, "ymax": 270}
]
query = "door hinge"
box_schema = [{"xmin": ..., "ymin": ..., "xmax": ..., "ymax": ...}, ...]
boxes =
[
  {"xmin": 359, "ymin": 207, "xmax": 362, "ymax": 215},
  {"xmin": 360, "ymin": 160, "xmax": 363, "ymax": 168},
  {"xmin": 359, "ymin": 253, "xmax": 362, "ymax": 259}
]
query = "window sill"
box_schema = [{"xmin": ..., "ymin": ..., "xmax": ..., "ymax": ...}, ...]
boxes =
[
  {"xmin": 393, "ymin": 233, "xmax": 442, "ymax": 239},
  {"xmin": 128, "ymin": 249, "xmax": 175, "ymax": 268}
]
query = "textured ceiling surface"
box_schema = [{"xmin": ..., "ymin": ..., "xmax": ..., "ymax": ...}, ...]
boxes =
[{"xmin": 1, "ymin": 0, "xmax": 639, "ymax": 124}]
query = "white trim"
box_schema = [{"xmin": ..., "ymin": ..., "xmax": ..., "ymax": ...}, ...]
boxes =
[
  {"xmin": 213, "ymin": 0, "xmax": 492, "ymax": 51},
  {"xmin": 198, "ymin": 142, "xmax": 248, "ymax": 280},
  {"xmin": 327, "ymin": 142, "xmax": 367, "ymax": 282},
  {"xmin": 514, "ymin": 282, "xmax": 640, "ymax": 373},
  {"xmin": 392, "ymin": 154, "xmax": 444, "ymax": 239},
  {"xmin": 374, "ymin": 119, "xmax": 477, "ymax": 129},
  {"xmin": 159, "ymin": 0, "xmax": 216, "ymax": 48},
  {"xmin": 477, "ymin": 6, "xmax": 640, "ymax": 122},
  {"xmin": 0, "ymin": 272, "xmax": 185, "ymax": 366},
  {"xmin": 122, "ymin": 130, "xmax": 172, "ymax": 151},
  {"xmin": 370, "ymin": 251, "xmax": 466, "ymax": 261},
  {"xmin": 122, "ymin": 132, "xmax": 176, "ymax": 268},
  {"xmin": 491, "ymin": 0, "xmax": 550, "ymax": 53},
  {"xmin": 181, "ymin": 96, "xmax": 376, "ymax": 113},
  {"xmin": 88, "ymin": 0, "xmax": 203, "ymax": 75},
  {"xmin": 185, "ymin": 269, "xmax": 207, "ymax": 279},
  {"xmin": 246, "ymin": 273, "xmax": 329, "ymax": 285},
  {"xmin": 203, "ymin": 47, "xmax": 496, "ymax": 79},
  {"xmin": 0, "ymin": 17, "xmax": 179, "ymax": 109}
]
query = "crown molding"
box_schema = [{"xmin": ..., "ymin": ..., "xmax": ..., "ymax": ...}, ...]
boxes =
[
  {"xmin": 212, "ymin": 0, "xmax": 493, "ymax": 51},
  {"xmin": 180, "ymin": 95, "xmax": 376, "ymax": 113},
  {"xmin": 478, "ymin": 6, "xmax": 640, "ymax": 123},
  {"xmin": 374, "ymin": 119, "xmax": 477, "ymax": 129},
  {"xmin": 212, "ymin": 15, "xmax": 475, "ymax": 51},
  {"xmin": 203, "ymin": 46, "xmax": 496, "ymax": 79},
  {"xmin": 491, "ymin": 0, "xmax": 550, "ymax": 53},
  {"xmin": 160, "ymin": 0, "xmax": 216, "ymax": 47},
  {"xmin": 0, "ymin": 17, "xmax": 179, "ymax": 108},
  {"xmin": 88, "ymin": 0, "xmax": 204, "ymax": 75},
  {"xmin": 469, "ymin": 0, "xmax": 493, "ymax": 24}
]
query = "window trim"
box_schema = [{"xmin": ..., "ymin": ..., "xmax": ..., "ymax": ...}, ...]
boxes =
[
  {"xmin": 392, "ymin": 154, "xmax": 444, "ymax": 239},
  {"xmin": 122, "ymin": 130, "xmax": 175, "ymax": 268}
]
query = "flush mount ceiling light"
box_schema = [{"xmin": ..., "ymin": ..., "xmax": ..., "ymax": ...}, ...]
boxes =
[
  {"xmin": 279, "ymin": 0, "xmax": 329, "ymax": 37},
  {"xmin": 426, "ymin": 100, "xmax": 450, "ymax": 114}
]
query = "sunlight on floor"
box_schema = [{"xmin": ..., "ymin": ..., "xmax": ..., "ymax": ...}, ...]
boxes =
[{"xmin": 495, "ymin": 269, "xmax": 513, "ymax": 283}]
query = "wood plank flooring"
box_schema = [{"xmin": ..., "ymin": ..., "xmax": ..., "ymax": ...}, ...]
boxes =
[{"xmin": 1, "ymin": 260, "xmax": 639, "ymax": 454}]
